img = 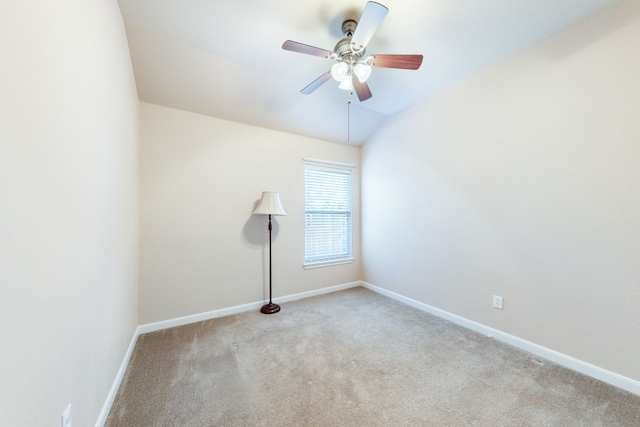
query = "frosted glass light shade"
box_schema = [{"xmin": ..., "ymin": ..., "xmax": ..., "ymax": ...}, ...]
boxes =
[
  {"xmin": 253, "ymin": 191, "xmax": 287, "ymax": 216},
  {"xmin": 354, "ymin": 63, "xmax": 372, "ymax": 82},
  {"xmin": 338, "ymin": 76, "xmax": 353, "ymax": 91},
  {"xmin": 331, "ymin": 62, "xmax": 349, "ymax": 81}
]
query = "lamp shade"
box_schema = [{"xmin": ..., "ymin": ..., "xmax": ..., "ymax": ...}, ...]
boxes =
[{"xmin": 253, "ymin": 191, "xmax": 287, "ymax": 216}]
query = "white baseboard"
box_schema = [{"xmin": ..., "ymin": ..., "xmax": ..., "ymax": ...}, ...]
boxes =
[
  {"xmin": 99, "ymin": 278, "xmax": 638, "ymax": 426},
  {"xmin": 95, "ymin": 326, "xmax": 140, "ymax": 427},
  {"xmin": 138, "ymin": 281, "xmax": 361, "ymax": 334},
  {"xmin": 97, "ymin": 281, "xmax": 361, "ymax": 425},
  {"xmin": 273, "ymin": 280, "xmax": 361, "ymax": 304},
  {"xmin": 361, "ymin": 281, "xmax": 640, "ymax": 397}
]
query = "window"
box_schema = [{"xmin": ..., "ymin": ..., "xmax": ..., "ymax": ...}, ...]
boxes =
[{"xmin": 304, "ymin": 164, "xmax": 353, "ymax": 268}]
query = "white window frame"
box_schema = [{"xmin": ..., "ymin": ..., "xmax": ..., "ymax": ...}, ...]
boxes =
[{"xmin": 303, "ymin": 159, "xmax": 355, "ymax": 269}]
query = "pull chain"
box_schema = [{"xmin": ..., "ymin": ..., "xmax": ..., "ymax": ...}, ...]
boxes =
[{"xmin": 347, "ymin": 91, "xmax": 352, "ymax": 143}]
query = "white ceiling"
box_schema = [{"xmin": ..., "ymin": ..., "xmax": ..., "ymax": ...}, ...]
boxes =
[{"xmin": 118, "ymin": 0, "xmax": 617, "ymax": 146}]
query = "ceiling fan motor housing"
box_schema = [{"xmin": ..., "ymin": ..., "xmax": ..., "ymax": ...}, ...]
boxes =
[{"xmin": 335, "ymin": 19, "xmax": 365, "ymax": 64}]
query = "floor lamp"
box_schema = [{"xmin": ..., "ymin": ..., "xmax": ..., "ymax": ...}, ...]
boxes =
[{"xmin": 252, "ymin": 191, "xmax": 287, "ymax": 314}]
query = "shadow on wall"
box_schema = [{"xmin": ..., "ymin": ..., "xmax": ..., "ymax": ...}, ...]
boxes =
[
  {"xmin": 241, "ymin": 198, "xmax": 283, "ymax": 301},
  {"xmin": 241, "ymin": 198, "xmax": 282, "ymax": 248}
]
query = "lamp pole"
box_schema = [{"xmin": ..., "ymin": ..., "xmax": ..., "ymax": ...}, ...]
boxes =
[
  {"xmin": 252, "ymin": 191, "xmax": 286, "ymax": 314},
  {"xmin": 261, "ymin": 213, "xmax": 280, "ymax": 314}
]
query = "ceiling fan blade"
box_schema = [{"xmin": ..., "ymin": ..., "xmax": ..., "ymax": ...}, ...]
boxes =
[
  {"xmin": 369, "ymin": 54, "xmax": 423, "ymax": 70},
  {"xmin": 351, "ymin": 2, "xmax": 389, "ymax": 49},
  {"xmin": 282, "ymin": 40, "xmax": 333, "ymax": 59},
  {"xmin": 301, "ymin": 71, "xmax": 332, "ymax": 94},
  {"xmin": 353, "ymin": 78, "xmax": 372, "ymax": 102}
]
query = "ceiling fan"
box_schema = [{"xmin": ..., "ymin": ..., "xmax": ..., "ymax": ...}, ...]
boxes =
[{"xmin": 282, "ymin": 1, "xmax": 423, "ymax": 102}]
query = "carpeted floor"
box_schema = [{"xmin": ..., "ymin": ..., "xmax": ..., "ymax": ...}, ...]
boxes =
[{"xmin": 105, "ymin": 287, "xmax": 640, "ymax": 426}]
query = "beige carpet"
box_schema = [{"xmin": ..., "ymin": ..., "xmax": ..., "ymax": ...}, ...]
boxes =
[{"xmin": 106, "ymin": 287, "xmax": 640, "ymax": 426}]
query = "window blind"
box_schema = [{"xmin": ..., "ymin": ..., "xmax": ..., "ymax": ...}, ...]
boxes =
[{"xmin": 304, "ymin": 166, "xmax": 352, "ymax": 264}]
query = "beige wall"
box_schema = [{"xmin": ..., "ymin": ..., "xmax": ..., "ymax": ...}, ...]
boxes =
[
  {"xmin": 0, "ymin": 1, "xmax": 139, "ymax": 425},
  {"xmin": 139, "ymin": 102, "xmax": 361, "ymax": 324},
  {"xmin": 3, "ymin": 1, "xmax": 638, "ymax": 423},
  {"xmin": 362, "ymin": 0, "xmax": 640, "ymax": 381}
]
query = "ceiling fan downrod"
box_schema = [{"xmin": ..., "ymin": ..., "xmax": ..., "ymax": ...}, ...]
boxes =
[{"xmin": 342, "ymin": 19, "xmax": 357, "ymax": 38}]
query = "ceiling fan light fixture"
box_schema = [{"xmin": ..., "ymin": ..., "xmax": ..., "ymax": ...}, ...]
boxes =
[
  {"xmin": 282, "ymin": 2, "xmax": 422, "ymax": 102},
  {"xmin": 331, "ymin": 62, "xmax": 349, "ymax": 82},
  {"xmin": 338, "ymin": 76, "xmax": 354, "ymax": 91},
  {"xmin": 354, "ymin": 63, "xmax": 372, "ymax": 83}
]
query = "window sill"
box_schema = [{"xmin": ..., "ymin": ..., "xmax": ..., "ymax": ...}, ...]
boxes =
[{"xmin": 303, "ymin": 258, "xmax": 354, "ymax": 269}]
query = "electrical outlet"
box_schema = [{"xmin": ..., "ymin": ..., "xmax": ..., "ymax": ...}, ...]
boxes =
[
  {"xmin": 61, "ymin": 404, "xmax": 72, "ymax": 427},
  {"xmin": 493, "ymin": 295, "xmax": 503, "ymax": 310}
]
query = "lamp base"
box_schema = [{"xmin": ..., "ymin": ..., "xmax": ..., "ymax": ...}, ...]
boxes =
[{"xmin": 260, "ymin": 302, "xmax": 281, "ymax": 314}]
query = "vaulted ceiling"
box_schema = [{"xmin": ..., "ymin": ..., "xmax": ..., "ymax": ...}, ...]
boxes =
[{"xmin": 118, "ymin": 0, "xmax": 617, "ymax": 146}]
